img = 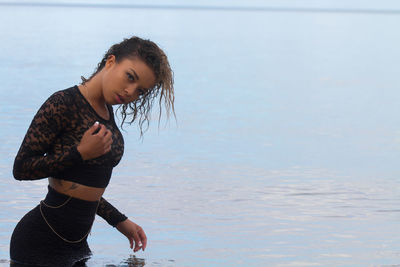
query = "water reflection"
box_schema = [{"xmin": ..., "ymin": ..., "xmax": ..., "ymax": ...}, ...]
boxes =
[
  {"xmin": 7, "ymin": 256, "xmax": 147, "ymax": 267},
  {"xmin": 105, "ymin": 255, "xmax": 146, "ymax": 267}
]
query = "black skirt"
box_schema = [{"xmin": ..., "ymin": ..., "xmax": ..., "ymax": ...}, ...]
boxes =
[{"xmin": 10, "ymin": 186, "xmax": 99, "ymax": 267}]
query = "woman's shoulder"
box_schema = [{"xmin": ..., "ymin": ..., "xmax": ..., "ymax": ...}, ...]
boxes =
[
  {"xmin": 45, "ymin": 85, "xmax": 79, "ymax": 106},
  {"xmin": 35, "ymin": 86, "xmax": 80, "ymax": 116}
]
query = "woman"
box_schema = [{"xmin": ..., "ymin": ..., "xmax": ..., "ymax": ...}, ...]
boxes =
[{"xmin": 10, "ymin": 36, "xmax": 174, "ymax": 266}]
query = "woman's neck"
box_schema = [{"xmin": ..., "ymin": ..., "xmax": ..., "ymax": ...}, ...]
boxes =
[
  {"xmin": 78, "ymin": 75, "xmax": 110, "ymax": 120},
  {"xmin": 80, "ymin": 75, "xmax": 106, "ymax": 109}
]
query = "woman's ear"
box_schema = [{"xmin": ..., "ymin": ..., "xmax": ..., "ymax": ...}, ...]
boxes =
[{"xmin": 105, "ymin": 55, "xmax": 116, "ymax": 69}]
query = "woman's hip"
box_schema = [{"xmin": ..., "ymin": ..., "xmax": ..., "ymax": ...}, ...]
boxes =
[{"xmin": 10, "ymin": 186, "xmax": 99, "ymax": 266}]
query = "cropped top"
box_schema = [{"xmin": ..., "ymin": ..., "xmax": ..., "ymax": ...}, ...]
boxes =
[{"xmin": 13, "ymin": 85, "xmax": 124, "ymax": 188}]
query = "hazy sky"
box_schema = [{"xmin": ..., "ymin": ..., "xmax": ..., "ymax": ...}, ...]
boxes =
[{"xmin": 2, "ymin": 0, "xmax": 400, "ymax": 10}]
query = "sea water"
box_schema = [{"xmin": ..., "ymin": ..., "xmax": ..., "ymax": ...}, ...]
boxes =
[{"xmin": 0, "ymin": 1, "xmax": 400, "ymax": 266}]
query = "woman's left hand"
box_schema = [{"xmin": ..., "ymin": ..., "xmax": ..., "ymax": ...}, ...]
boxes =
[{"xmin": 116, "ymin": 218, "xmax": 147, "ymax": 252}]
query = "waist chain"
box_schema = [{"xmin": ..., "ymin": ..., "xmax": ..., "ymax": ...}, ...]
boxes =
[{"xmin": 39, "ymin": 196, "xmax": 99, "ymax": 244}]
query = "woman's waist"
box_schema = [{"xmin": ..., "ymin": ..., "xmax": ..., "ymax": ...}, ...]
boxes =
[
  {"xmin": 48, "ymin": 178, "xmax": 105, "ymax": 202},
  {"xmin": 41, "ymin": 185, "xmax": 98, "ymax": 241},
  {"xmin": 53, "ymin": 164, "xmax": 113, "ymax": 188}
]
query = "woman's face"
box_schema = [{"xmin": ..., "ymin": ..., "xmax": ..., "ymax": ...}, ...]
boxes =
[{"xmin": 101, "ymin": 55, "xmax": 156, "ymax": 105}]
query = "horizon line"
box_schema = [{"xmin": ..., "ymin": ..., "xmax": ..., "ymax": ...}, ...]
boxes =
[{"xmin": 1, "ymin": 2, "xmax": 400, "ymax": 15}]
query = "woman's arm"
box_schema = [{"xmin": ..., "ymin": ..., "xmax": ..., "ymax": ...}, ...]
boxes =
[
  {"xmin": 13, "ymin": 91, "xmax": 83, "ymax": 180},
  {"xmin": 96, "ymin": 197, "xmax": 128, "ymax": 226}
]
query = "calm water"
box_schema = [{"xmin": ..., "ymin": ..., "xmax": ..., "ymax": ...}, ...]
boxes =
[{"xmin": 1, "ymin": 1, "xmax": 400, "ymax": 266}]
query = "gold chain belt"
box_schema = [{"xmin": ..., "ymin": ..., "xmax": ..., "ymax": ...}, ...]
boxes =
[{"xmin": 39, "ymin": 196, "xmax": 99, "ymax": 244}]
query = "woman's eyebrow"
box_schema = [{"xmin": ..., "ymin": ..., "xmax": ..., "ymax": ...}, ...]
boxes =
[{"xmin": 129, "ymin": 68, "xmax": 140, "ymax": 80}]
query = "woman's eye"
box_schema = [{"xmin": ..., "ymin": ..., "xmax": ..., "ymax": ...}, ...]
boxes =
[{"xmin": 127, "ymin": 73, "xmax": 135, "ymax": 81}]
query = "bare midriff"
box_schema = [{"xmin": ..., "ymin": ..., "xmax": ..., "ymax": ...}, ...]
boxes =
[{"xmin": 48, "ymin": 177, "xmax": 105, "ymax": 201}]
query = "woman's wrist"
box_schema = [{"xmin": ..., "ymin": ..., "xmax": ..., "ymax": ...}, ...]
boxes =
[
  {"xmin": 71, "ymin": 145, "xmax": 84, "ymax": 163},
  {"xmin": 116, "ymin": 217, "xmax": 129, "ymax": 229}
]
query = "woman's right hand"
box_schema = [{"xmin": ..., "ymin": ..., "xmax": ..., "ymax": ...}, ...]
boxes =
[{"xmin": 77, "ymin": 122, "xmax": 113, "ymax": 160}]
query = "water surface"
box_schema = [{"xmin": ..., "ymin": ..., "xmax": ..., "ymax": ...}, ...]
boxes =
[{"xmin": 0, "ymin": 1, "xmax": 400, "ymax": 266}]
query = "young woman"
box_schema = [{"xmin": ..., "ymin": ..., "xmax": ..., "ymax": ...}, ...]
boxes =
[{"xmin": 10, "ymin": 36, "xmax": 174, "ymax": 266}]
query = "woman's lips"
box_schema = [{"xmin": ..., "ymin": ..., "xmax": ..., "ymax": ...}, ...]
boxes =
[{"xmin": 116, "ymin": 94, "xmax": 124, "ymax": 104}]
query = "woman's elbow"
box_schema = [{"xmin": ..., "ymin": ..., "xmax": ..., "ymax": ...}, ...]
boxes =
[
  {"xmin": 13, "ymin": 161, "xmax": 27, "ymax": 180},
  {"xmin": 13, "ymin": 168, "xmax": 24, "ymax": 180}
]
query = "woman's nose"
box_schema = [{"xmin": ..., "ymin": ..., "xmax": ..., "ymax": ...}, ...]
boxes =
[{"xmin": 124, "ymin": 85, "xmax": 138, "ymax": 97}]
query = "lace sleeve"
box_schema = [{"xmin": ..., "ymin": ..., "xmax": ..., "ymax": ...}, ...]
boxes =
[
  {"xmin": 96, "ymin": 197, "xmax": 128, "ymax": 227},
  {"xmin": 13, "ymin": 92, "xmax": 83, "ymax": 180}
]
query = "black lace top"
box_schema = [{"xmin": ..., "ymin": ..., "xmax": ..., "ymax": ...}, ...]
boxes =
[
  {"xmin": 13, "ymin": 85, "xmax": 127, "ymax": 226},
  {"xmin": 13, "ymin": 85, "xmax": 124, "ymax": 187}
]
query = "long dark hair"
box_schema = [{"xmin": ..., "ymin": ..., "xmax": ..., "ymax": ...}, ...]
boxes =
[{"xmin": 82, "ymin": 36, "xmax": 175, "ymax": 136}]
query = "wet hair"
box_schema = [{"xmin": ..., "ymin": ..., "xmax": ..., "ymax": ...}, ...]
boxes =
[{"xmin": 82, "ymin": 36, "xmax": 175, "ymax": 136}]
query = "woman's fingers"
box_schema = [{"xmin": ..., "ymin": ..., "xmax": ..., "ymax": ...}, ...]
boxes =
[
  {"xmin": 88, "ymin": 121, "xmax": 100, "ymax": 134},
  {"xmin": 131, "ymin": 227, "xmax": 147, "ymax": 252},
  {"xmin": 138, "ymin": 229, "xmax": 147, "ymax": 251},
  {"xmin": 95, "ymin": 125, "xmax": 113, "ymax": 152},
  {"xmin": 117, "ymin": 220, "xmax": 147, "ymax": 253},
  {"xmin": 94, "ymin": 123, "xmax": 106, "ymax": 136},
  {"xmin": 78, "ymin": 123, "xmax": 113, "ymax": 160},
  {"xmin": 132, "ymin": 230, "xmax": 141, "ymax": 252}
]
